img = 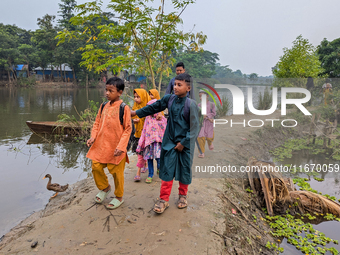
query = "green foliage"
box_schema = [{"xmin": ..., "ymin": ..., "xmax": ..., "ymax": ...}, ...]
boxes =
[
  {"xmin": 0, "ymin": 23, "xmax": 28, "ymax": 82},
  {"xmin": 212, "ymin": 64, "xmax": 247, "ymax": 85},
  {"xmin": 266, "ymin": 214, "xmax": 339, "ymax": 255},
  {"xmin": 173, "ymin": 50, "xmax": 219, "ymax": 78},
  {"xmin": 249, "ymin": 73, "xmax": 258, "ymax": 82},
  {"xmin": 57, "ymin": 100, "xmax": 100, "ymax": 140},
  {"xmin": 216, "ymin": 96, "xmax": 231, "ymax": 118},
  {"xmin": 245, "ymin": 188, "xmax": 253, "ymax": 193},
  {"xmin": 58, "ymin": 0, "xmax": 207, "ymax": 90},
  {"xmin": 257, "ymin": 86, "xmax": 273, "ymax": 110},
  {"xmin": 317, "ymin": 38, "xmax": 340, "ymax": 78},
  {"xmin": 273, "ymin": 35, "xmax": 324, "ymax": 88},
  {"xmin": 16, "ymin": 76, "xmax": 37, "ymax": 87}
]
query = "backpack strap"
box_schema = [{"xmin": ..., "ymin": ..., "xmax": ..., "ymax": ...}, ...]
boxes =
[
  {"xmin": 119, "ymin": 102, "xmax": 126, "ymax": 126},
  {"xmin": 167, "ymin": 94, "xmax": 176, "ymax": 111},
  {"xmin": 100, "ymin": 101, "xmax": 125, "ymax": 126},
  {"xmin": 183, "ymin": 97, "xmax": 191, "ymax": 124},
  {"xmin": 100, "ymin": 101, "xmax": 108, "ymax": 117},
  {"xmin": 168, "ymin": 94, "xmax": 192, "ymax": 124}
]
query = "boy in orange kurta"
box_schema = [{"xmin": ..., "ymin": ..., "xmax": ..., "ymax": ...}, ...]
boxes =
[{"xmin": 87, "ymin": 77, "xmax": 132, "ymax": 209}]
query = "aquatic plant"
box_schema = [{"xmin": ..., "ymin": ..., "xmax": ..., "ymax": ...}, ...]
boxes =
[
  {"xmin": 265, "ymin": 214, "xmax": 339, "ymax": 254},
  {"xmin": 57, "ymin": 100, "xmax": 101, "ymax": 141}
]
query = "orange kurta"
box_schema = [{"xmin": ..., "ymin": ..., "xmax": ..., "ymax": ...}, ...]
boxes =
[{"xmin": 87, "ymin": 99, "xmax": 132, "ymax": 164}]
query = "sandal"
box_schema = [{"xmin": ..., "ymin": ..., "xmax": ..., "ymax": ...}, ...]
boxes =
[
  {"xmin": 106, "ymin": 198, "xmax": 124, "ymax": 210},
  {"xmin": 94, "ymin": 189, "xmax": 111, "ymax": 204},
  {"xmin": 209, "ymin": 144, "xmax": 214, "ymax": 150},
  {"xmin": 153, "ymin": 199, "xmax": 169, "ymax": 214},
  {"xmin": 177, "ymin": 195, "xmax": 187, "ymax": 209},
  {"xmin": 134, "ymin": 175, "xmax": 141, "ymax": 182},
  {"xmin": 141, "ymin": 166, "xmax": 148, "ymax": 173},
  {"xmin": 198, "ymin": 153, "xmax": 205, "ymax": 158},
  {"xmin": 145, "ymin": 177, "xmax": 152, "ymax": 184}
]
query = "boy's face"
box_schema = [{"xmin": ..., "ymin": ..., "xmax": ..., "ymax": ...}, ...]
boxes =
[
  {"xmin": 134, "ymin": 92, "xmax": 141, "ymax": 104},
  {"xmin": 175, "ymin": 66, "xmax": 185, "ymax": 75},
  {"xmin": 174, "ymin": 79, "xmax": 190, "ymax": 98},
  {"xmin": 149, "ymin": 92, "xmax": 155, "ymax": 99},
  {"xmin": 106, "ymin": 84, "xmax": 122, "ymax": 102},
  {"xmin": 199, "ymin": 92, "xmax": 205, "ymax": 101}
]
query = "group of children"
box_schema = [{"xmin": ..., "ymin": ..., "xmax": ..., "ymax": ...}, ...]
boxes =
[{"xmin": 86, "ymin": 72, "xmax": 215, "ymax": 214}]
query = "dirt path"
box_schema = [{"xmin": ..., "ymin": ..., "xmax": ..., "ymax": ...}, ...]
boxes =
[
  {"xmin": 0, "ymin": 157, "xmax": 226, "ymax": 255},
  {"xmin": 0, "ymin": 110, "xmax": 308, "ymax": 254}
]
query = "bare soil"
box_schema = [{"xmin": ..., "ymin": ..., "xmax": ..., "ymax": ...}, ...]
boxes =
[{"xmin": 0, "ymin": 110, "xmax": 309, "ymax": 255}]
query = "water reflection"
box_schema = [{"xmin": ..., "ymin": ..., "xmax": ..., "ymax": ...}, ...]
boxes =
[
  {"xmin": 0, "ymin": 87, "xmax": 104, "ymax": 237},
  {"xmin": 0, "ymin": 87, "xmax": 104, "ymax": 139}
]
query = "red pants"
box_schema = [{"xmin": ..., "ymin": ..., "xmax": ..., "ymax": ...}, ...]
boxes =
[{"xmin": 160, "ymin": 180, "xmax": 189, "ymax": 201}]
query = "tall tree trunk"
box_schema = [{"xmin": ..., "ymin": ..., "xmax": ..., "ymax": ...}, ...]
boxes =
[
  {"xmin": 147, "ymin": 58, "xmax": 156, "ymax": 89},
  {"xmin": 59, "ymin": 64, "xmax": 62, "ymax": 81},
  {"xmin": 7, "ymin": 70, "xmax": 11, "ymax": 83},
  {"xmin": 86, "ymin": 73, "xmax": 88, "ymax": 88},
  {"xmin": 42, "ymin": 69, "xmax": 45, "ymax": 82},
  {"xmin": 13, "ymin": 69, "xmax": 17, "ymax": 81},
  {"xmin": 27, "ymin": 61, "xmax": 30, "ymax": 77},
  {"xmin": 158, "ymin": 72, "xmax": 163, "ymax": 94},
  {"xmin": 50, "ymin": 67, "xmax": 53, "ymax": 82},
  {"xmin": 72, "ymin": 67, "xmax": 76, "ymax": 85},
  {"xmin": 64, "ymin": 66, "xmax": 66, "ymax": 82}
]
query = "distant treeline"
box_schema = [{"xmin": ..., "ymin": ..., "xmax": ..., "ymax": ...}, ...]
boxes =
[{"xmin": 0, "ymin": 0, "xmax": 264, "ymax": 87}]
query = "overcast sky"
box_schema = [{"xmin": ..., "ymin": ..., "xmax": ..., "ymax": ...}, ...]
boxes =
[{"xmin": 1, "ymin": 0, "xmax": 340, "ymax": 76}]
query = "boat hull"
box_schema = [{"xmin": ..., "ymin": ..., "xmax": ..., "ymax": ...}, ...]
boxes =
[{"xmin": 26, "ymin": 121, "xmax": 89, "ymax": 136}]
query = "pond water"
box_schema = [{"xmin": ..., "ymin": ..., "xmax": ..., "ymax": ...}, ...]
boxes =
[
  {"xmin": 0, "ymin": 87, "xmax": 105, "ymax": 237},
  {"xmin": 0, "ymin": 84, "xmax": 272, "ymax": 238},
  {"xmin": 279, "ymin": 150, "xmax": 340, "ymax": 254}
]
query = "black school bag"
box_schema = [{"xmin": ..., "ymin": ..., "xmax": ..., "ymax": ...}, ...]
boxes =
[{"xmin": 100, "ymin": 101, "xmax": 135, "ymax": 151}]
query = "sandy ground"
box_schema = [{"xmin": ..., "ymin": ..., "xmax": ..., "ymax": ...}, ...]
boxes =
[{"xmin": 0, "ymin": 110, "xmax": 308, "ymax": 255}]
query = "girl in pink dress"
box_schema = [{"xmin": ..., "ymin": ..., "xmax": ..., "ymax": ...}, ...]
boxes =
[{"xmin": 135, "ymin": 90, "xmax": 167, "ymax": 183}]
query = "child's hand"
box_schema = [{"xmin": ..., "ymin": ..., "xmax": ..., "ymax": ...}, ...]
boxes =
[
  {"xmin": 133, "ymin": 118, "xmax": 140, "ymax": 123},
  {"xmin": 114, "ymin": 149, "xmax": 124, "ymax": 156},
  {"xmin": 87, "ymin": 138, "xmax": 95, "ymax": 147},
  {"xmin": 156, "ymin": 113, "xmax": 162, "ymax": 120},
  {"xmin": 209, "ymin": 118, "xmax": 214, "ymax": 123},
  {"xmin": 174, "ymin": 142, "xmax": 184, "ymax": 152},
  {"xmin": 131, "ymin": 110, "xmax": 136, "ymax": 117}
]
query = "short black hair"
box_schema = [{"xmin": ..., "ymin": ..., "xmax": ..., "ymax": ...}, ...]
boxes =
[
  {"xmin": 176, "ymin": 62, "xmax": 185, "ymax": 69},
  {"xmin": 106, "ymin": 77, "xmax": 124, "ymax": 91},
  {"xmin": 175, "ymin": 73, "xmax": 192, "ymax": 86}
]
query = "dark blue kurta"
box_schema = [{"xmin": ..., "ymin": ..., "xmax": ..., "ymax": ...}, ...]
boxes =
[{"xmin": 136, "ymin": 94, "xmax": 200, "ymax": 184}]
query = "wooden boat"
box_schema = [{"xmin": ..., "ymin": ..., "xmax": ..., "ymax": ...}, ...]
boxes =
[{"xmin": 26, "ymin": 121, "xmax": 89, "ymax": 136}]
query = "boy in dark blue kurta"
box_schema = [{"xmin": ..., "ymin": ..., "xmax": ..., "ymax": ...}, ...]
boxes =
[{"xmin": 131, "ymin": 73, "xmax": 200, "ymax": 213}]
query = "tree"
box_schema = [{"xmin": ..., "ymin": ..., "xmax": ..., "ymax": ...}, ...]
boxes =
[
  {"xmin": 0, "ymin": 24, "xmax": 27, "ymax": 83},
  {"xmin": 173, "ymin": 50, "xmax": 219, "ymax": 78},
  {"xmin": 249, "ymin": 73, "xmax": 258, "ymax": 82},
  {"xmin": 58, "ymin": 0, "xmax": 206, "ymax": 90},
  {"xmin": 18, "ymin": 44, "xmax": 39, "ymax": 77},
  {"xmin": 273, "ymin": 35, "xmax": 323, "ymax": 87},
  {"xmin": 58, "ymin": 0, "xmax": 77, "ymax": 30},
  {"xmin": 317, "ymin": 38, "xmax": 340, "ymax": 78},
  {"xmin": 31, "ymin": 14, "xmax": 58, "ymax": 81}
]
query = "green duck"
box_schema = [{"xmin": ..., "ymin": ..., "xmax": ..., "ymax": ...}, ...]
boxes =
[{"xmin": 42, "ymin": 174, "xmax": 69, "ymax": 199}]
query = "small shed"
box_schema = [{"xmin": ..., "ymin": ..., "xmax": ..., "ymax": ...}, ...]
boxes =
[
  {"xmin": 34, "ymin": 64, "xmax": 75, "ymax": 81},
  {"xmin": 15, "ymin": 64, "xmax": 29, "ymax": 77}
]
